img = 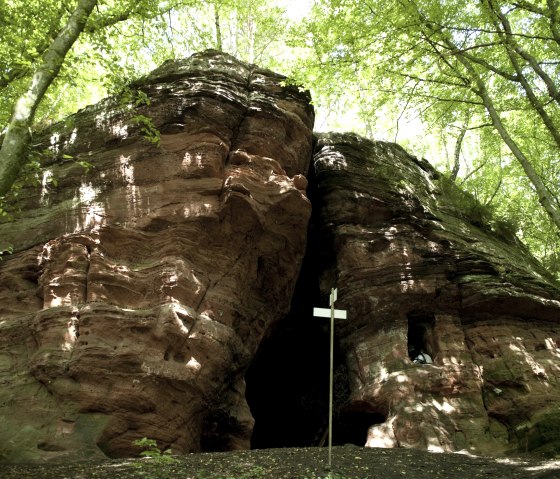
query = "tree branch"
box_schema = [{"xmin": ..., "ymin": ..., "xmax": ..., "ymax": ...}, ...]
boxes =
[
  {"xmin": 385, "ymin": 69, "xmax": 469, "ymax": 89},
  {"xmin": 486, "ymin": 0, "xmax": 560, "ymax": 143},
  {"xmin": 456, "ymin": 47, "xmax": 560, "ymax": 230},
  {"xmin": 546, "ymin": 0, "xmax": 560, "ymax": 47},
  {"xmin": 0, "ymin": 0, "xmax": 98, "ymax": 197},
  {"xmin": 0, "ymin": 5, "xmax": 68, "ymax": 90},
  {"xmin": 409, "ymin": 0, "xmax": 560, "ymax": 230},
  {"xmin": 512, "ymin": 1, "xmax": 546, "ymax": 16}
]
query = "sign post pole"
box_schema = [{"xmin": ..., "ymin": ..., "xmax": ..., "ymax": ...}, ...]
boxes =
[{"xmin": 313, "ymin": 287, "xmax": 347, "ymax": 476}]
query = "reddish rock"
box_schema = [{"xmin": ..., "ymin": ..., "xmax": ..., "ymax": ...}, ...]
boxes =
[
  {"xmin": 0, "ymin": 51, "xmax": 313, "ymax": 462},
  {"xmin": 312, "ymin": 134, "xmax": 560, "ymax": 456},
  {"xmin": 2, "ymin": 53, "xmax": 560, "ymax": 463}
]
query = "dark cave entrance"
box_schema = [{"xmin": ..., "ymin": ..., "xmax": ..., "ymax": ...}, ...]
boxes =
[
  {"xmin": 245, "ymin": 306, "xmax": 331, "ymax": 448},
  {"xmin": 246, "ymin": 161, "xmax": 337, "ymax": 449},
  {"xmin": 245, "ymin": 162, "xmax": 382, "ymax": 449},
  {"xmin": 245, "ymin": 291, "xmax": 378, "ymax": 449},
  {"xmin": 333, "ymin": 409, "xmax": 387, "ymax": 446},
  {"xmin": 245, "ymin": 306, "xmax": 387, "ymax": 448},
  {"xmin": 245, "ymin": 205, "xmax": 333, "ymax": 448},
  {"xmin": 407, "ymin": 310, "xmax": 436, "ymax": 361}
]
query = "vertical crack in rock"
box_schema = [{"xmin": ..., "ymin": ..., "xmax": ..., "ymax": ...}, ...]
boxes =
[
  {"xmin": 245, "ymin": 162, "xmax": 359, "ymax": 449},
  {"xmin": 245, "ymin": 231, "xmax": 330, "ymax": 448},
  {"xmin": 225, "ymin": 66, "xmax": 254, "ymax": 166},
  {"xmin": 461, "ymin": 327, "xmax": 488, "ymax": 412},
  {"xmin": 83, "ymin": 242, "xmax": 91, "ymax": 306}
]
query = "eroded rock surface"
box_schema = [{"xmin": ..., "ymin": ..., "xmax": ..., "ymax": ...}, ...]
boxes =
[
  {"xmin": 2, "ymin": 51, "xmax": 560, "ymax": 464},
  {"xmin": 312, "ymin": 133, "xmax": 560, "ymax": 456},
  {"xmin": 0, "ymin": 51, "xmax": 314, "ymax": 462}
]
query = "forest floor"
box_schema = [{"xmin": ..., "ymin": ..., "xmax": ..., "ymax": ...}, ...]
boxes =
[{"xmin": 2, "ymin": 445, "xmax": 560, "ymax": 479}]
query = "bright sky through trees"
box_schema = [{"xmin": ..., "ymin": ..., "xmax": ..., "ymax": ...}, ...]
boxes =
[{"xmin": 0, "ymin": 0, "xmax": 559, "ymax": 276}]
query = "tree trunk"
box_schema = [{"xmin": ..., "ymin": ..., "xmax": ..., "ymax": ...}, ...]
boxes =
[
  {"xmin": 214, "ymin": 3, "xmax": 223, "ymax": 51},
  {"xmin": 414, "ymin": 3, "xmax": 560, "ymax": 232},
  {"xmin": 247, "ymin": 15, "xmax": 255, "ymax": 64},
  {"xmin": 0, "ymin": 0, "xmax": 98, "ymax": 198},
  {"xmin": 486, "ymin": 0, "xmax": 560, "ymax": 146},
  {"xmin": 450, "ymin": 115, "xmax": 468, "ymax": 182},
  {"xmin": 456, "ymin": 52, "xmax": 560, "ymax": 231}
]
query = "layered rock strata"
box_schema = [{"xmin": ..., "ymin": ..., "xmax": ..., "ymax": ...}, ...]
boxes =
[
  {"xmin": 2, "ymin": 50, "xmax": 560, "ymax": 463},
  {"xmin": 312, "ymin": 133, "xmax": 560, "ymax": 456},
  {"xmin": 0, "ymin": 51, "xmax": 314, "ymax": 462}
]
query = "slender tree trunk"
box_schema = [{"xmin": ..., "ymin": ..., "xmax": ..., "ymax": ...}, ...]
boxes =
[
  {"xmin": 450, "ymin": 124, "xmax": 466, "ymax": 182},
  {"xmin": 231, "ymin": 9, "xmax": 238, "ymax": 56},
  {"xmin": 455, "ymin": 52, "xmax": 560, "ymax": 231},
  {"xmin": 412, "ymin": 0, "xmax": 560, "ymax": 232},
  {"xmin": 449, "ymin": 111, "xmax": 470, "ymax": 182},
  {"xmin": 214, "ymin": 3, "xmax": 223, "ymax": 51},
  {"xmin": 0, "ymin": 0, "xmax": 98, "ymax": 198},
  {"xmin": 247, "ymin": 16, "xmax": 255, "ymax": 64}
]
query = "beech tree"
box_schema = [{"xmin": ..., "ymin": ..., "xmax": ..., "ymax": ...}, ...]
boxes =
[
  {"xmin": 208, "ymin": 0, "xmax": 293, "ymax": 68},
  {"xmin": 0, "ymin": 0, "xmax": 175, "ymax": 197},
  {"xmin": 0, "ymin": 0, "xmax": 293, "ymax": 200},
  {"xmin": 0, "ymin": 0, "xmax": 98, "ymax": 197},
  {"xmin": 290, "ymin": 0, "xmax": 560, "ymax": 273},
  {"xmin": 415, "ymin": 0, "xmax": 560, "ymax": 231},
  {"xmin": 2, "ymin": 0, "xmax": 559, "ymax": 274}
]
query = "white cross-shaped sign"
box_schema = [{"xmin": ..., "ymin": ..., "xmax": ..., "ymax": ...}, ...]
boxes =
[{"xmin": 313, "ymin": 287, "xmax": 347, "ymax": 475}]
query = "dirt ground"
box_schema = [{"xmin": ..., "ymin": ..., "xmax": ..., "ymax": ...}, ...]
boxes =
[{"xmin": 2, "ymin": 445, "xmax": 560, "ymax": 479}]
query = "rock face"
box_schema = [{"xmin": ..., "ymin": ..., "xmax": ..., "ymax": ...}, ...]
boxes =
[
  {"xmin": 0, "ymin": 51, "xmax": 314, "ymax": 462},
  {"xmin": 312, "ymin": 133, "xmax": 560, "ymax": 456},
  {"xmin": 2, "ymin": 51, "xmax": 560, "ymax": 463}
]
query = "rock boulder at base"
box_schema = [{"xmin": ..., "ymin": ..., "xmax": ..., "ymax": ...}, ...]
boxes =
[{"xmin": 0, "ymin": 50, "xmax": 314, "ymax": 462}]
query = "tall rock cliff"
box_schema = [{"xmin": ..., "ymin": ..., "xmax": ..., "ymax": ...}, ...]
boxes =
[
  {"xmin": 1, "ymin": 51, "xmax": 560, "ymax": 463},
  {"xmin": 0, "ymin": 51, "xmax": 314, "ymax": 461},
  {"xmin": 311, "ymin": 134, "xmax": 560, "ymax": 456}
]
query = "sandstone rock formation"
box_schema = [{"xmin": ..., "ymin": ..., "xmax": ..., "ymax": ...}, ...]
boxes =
[
  {"xmin": 2, "ymin": 50, "xmax": 560, "ymax": 463},
  {"xmin": 0, "ymin": 50, "xmax": 314, "ymax": 462},
  {"xmin": 311, "ymin": 133, "xmax": 560, "ymax": 456}
]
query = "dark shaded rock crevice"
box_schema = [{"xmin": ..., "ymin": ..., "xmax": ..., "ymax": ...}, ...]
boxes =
[{"xmin": 244, "ymin": 161, "xmax": 329, "ymax": 449}]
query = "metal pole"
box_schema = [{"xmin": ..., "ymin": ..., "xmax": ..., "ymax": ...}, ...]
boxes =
[
  {"xmin": 328, "ymin": 287, "xmax": 335, "ymax": 474},
  {"xmin": 314, "ymin": 289, "xmax": 346, "ymax": 479}
]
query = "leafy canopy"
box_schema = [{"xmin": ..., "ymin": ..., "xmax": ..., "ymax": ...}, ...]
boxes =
[
  {"xmin": 1, "ymin": 0, "xmax": 559, "ymax": 275},
  {"xmin": 289, "ymin": 0, "xmax": 560, "ymax": 275}
]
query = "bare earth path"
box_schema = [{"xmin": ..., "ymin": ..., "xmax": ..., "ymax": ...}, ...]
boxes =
[{"xmin": 2, "ymin": 446, "xmax": 560, "ymax": 479}]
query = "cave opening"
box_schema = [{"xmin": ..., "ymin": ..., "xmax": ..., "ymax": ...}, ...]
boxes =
[
  {"xmin": 333, "ymin": 409, "xmax": 387, "ymax": 446},
  {"xmin": 246, "ymin": 160, "xmax": 341, "ymax": 449},
  {"xmin": 407, "ymin": 310, "xmax": 436, "ymax": 362},
  {"xmin": 246, "ymin": 316, "xmax": 387, "ymax": 449},
  {"xmin": 245, "ymin": 306, "xmax": 331, "ymax": 449},
  {"xmin": 245, "ymin": 158, "xmax": 382, "ymax": 449},
  {"xmin": 245, "ymin": 210, "xmax": 334, "ymax": 448}
]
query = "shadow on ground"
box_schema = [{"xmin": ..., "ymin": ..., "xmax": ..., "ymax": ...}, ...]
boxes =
[{"xmin": 3, "ymin": 445, "xmax": 560, "ymax": 479}]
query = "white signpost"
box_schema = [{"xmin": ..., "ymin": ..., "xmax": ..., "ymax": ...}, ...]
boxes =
[{"xmin": 313, "ymin": 287, "xmax": 347, "ymax": 476}]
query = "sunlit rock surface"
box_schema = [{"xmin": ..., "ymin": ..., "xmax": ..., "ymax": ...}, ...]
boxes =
[
  {"xmin": 2, "ymin": 50, "xmax": 560, "ymax": 464},
  {"xmin": 0, "ymin": 50, "xmax": 314, "ymax": 462},
  {"xmin": 312, "ymin": 133, "xmax": 560, "ymax": 456}
]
